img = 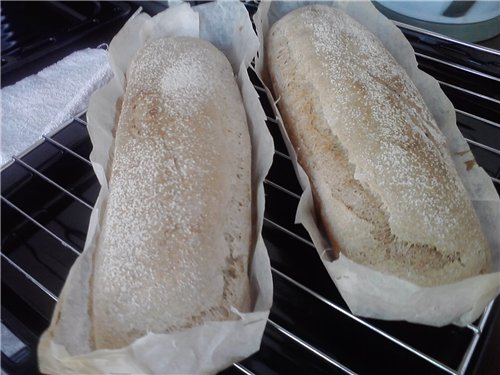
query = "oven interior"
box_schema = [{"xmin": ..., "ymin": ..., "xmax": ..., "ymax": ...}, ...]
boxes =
[{"xmin": 1, "ymin": 2, "xmax": 499, "ymax": 375}]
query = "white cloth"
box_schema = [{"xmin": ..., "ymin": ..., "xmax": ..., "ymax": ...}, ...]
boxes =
[{"xmin": 1, "ymin": 48, "xmax": 113, "ymax": 165}]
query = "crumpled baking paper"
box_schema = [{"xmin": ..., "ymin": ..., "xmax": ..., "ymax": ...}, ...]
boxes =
[
  {"xmin": 254, "ymin": 0, "xmax": 500, "ymax": 326},
  {"xmin": 38, "ymin": 2, "xmax": 274, "ymax": 374}
]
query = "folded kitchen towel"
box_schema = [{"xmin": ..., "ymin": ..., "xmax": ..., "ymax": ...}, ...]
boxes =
[{"xmin": 1, "ymin": 47, "xmax": 113, "ymax": 165}]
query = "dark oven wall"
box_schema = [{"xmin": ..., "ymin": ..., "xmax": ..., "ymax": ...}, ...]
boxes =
[{"xmin": 2, "ymin": 2, "xmax": 500, "ymax": 375}]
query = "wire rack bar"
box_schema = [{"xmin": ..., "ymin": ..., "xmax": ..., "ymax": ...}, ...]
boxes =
[
  {"xmin": 264, "ymin": 179, "xmax": 301, "ymax": 199},
  {"xmin": 267, "ymin": 319, "xmax": 358, "ymax": 375},
  {"xmin": 263, "ymin": 218, "xmax": 315, "ymax": 248},
  {"xmin": 12, "ymin": 157, "xmax": 93, "ymax": 210},
  {"xmin": 438, "ymin": 80, "xmax": 500, "ymax": 105},
  {"xmin": 274, "ymin": 149, "xmax": 291, "ymax": 160},
  {"xmin": 394, "ymin": 21, "xmax": 500, "ymax": 57},
  {"xmin": 457, "ymin": 332, "xmax": 481, "ymax": 375},
  {"xmin": 253, "ymin": 84, "xmax": 267, "ymax": 94},
  {"xmin": 1, "ymin": 253, "xmax": 58, "ymax": 302},
  {"xmin": 478, "ymin": 300, "xmax": 495, "ymax": 333},
  {"xmin": 464, "ymin": 138, "xmax": 500, "ymax": 156},
  {"xmin": 74, "ymin": 117, "xmax": 88, "ymax": 126},
  {"xmin": 43, "ymin": 135, "xmax": 93, "ymax": 166},
  {"xmin": 75, "ymin": 109, "xmax": 88, "ymax": 119},
  {"xmin": 271, "ymin": 267, "xmax": 460, "ymax": 375},
  {"xmin": 457, "ymin": 301, "xmax": 494, "ymax": 375},
  {"xmin": 415, "ymin": 52, "xmax": 500, "ymax": 83},
  {"xmin": 456, "ymin": 109, "xmax": 500, "ymax": 130},
  {"xmin": 466, "ymin": 323, "xmax": 480, "ymax": 335},
  {"xmin": 232, "ymin": 363, "xmax": 256, "ymax": 375},
  {"xmin": 265, "ymin": 116, "xmax": 279, "ymax": 125},
  {"xmin": 1, "ymin": 196, "xmax": 81, "ymax": 256}
]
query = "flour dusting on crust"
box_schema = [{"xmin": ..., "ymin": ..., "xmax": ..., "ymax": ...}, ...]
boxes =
[{"xmin": 91, "ymin": 37, "xmax": 252, "ymax": 349}]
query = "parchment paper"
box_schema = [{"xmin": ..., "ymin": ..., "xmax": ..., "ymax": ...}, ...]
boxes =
[
  {"xmin": 254, "ymin": 0, "xmax": 500, "ymax": 326},
  {"xmin": 38, "ymin": 2, "xmax": 274, "ymax": 374}
]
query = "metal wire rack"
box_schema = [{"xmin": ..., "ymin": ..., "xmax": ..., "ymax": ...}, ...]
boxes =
[{"xmin": 2, "ymin": 16, "xmax": 499, "ymax": 375}]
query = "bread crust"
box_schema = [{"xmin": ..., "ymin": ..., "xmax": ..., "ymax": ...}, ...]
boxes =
[
  {"xmin": 90, "ymin": 37, "xmax": 252, "ymax": 349},
  {"xmin": 267, "ymin": 5, "xmax": 491, "ymax": 286}
]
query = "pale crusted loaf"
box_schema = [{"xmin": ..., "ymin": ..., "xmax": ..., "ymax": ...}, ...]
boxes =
[
  {"xmin": 90, "ymin": 37, "xmax": 252, "ymax": 350},
  {"xmin": 267, "ymin": 5, "xmax": 491, "ymax": 286}
]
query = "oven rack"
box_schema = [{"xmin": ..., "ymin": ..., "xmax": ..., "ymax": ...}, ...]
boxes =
[{"xmin": 2, "ymin": 15, "xmax": 500, "ymax": 375}]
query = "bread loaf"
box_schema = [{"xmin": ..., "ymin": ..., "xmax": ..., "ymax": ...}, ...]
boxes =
[
  {"xmin": 267, "ymin": 5, "xmax": 491, "ymax": 286},
  {"xmin": 90, "ymin": 37, "xmax": 252, "ymax": 349}
]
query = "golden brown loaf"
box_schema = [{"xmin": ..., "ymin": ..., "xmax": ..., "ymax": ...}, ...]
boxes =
[
  {"xmin": 90, "ymin": 37, "xmax": 252, "ymax": 349},
  {"xmin": 267, "ymin": 5, "xmax": 491, "ymax": 286}
]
